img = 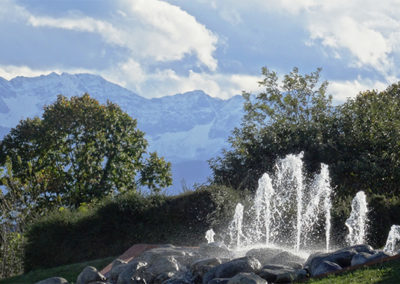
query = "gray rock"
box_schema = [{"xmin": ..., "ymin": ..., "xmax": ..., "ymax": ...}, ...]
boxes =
[
  {"xmin": 227, "ymin": 272, "xmax": 267, "ymax": 284},
  {"xmin": 199, "ymin": 242, "xmax": 232, "ymax": 259},
  {"xmin": 190, "ymin": 258, "xmax": 223, "ymax": 282},
  {"xmin": 269, "ymin": 251, "xmax": 305, "ymax": 266},
  {"xmin": 35, "ymin": 277, "xmax": 69, "ymax": 284},
  {"xmin": 76, "ymin": 266, "xmax": 106, "ymax": 284},
  {"xmin": 154, "ymin": 271, "xmax": 177, "ymax": 283},
  {"xmin": 117, "ymin": 260, "xmax": 148, "ymax": 284},
  {"xmin": 213, "ymin": 256, "xmax": 262, "ymax": 279},
  {"xmin": 294, "ymin": 269, "xmax": 309, "ymax": 281},
  {"xmin": 144, "ymin": 255, "xmax": 181, "ymax": 281},
  {"xmin": 346, "ymin": 244, "xmax": 375, "ymax": 254},
  {"xmin": 110, "ymin": 259, "xmax": 129, "ymax": 282},
  {"xmin": 202, "ymin": 266, "xmax": 220, "ymax": 284},
  {"xmin": 351, "ymin": 252, "xmax": 371, "ymax": 266},
  {"xmin": 207, "ymin": 279, "xmax": 230, "ymax": 284},
  {"xmin": 245, "ymin": 248, "xmax": 284, "ymax": 265},
  {"xmin": 257, "ymin": 265, "xmax": 296, "ymax": 283},
  {"xmin": 304, "ymin": 247, "xmax": 356, "ymax": 275},
  {"xmin": 138, "ymin": 246, "xmax": 199, "ymax": 269},
  {"xmin": 366, "ymin": 251, "xmax": 391, "ymax": 262},
  {"xmin": 162, "ymin": 275, "xmax": 192, "ymax": 284},
  {"xmin": 285, "ymin": 261, "xmax": 303, "ymax": 269},
  {"xmin": 312, "ymin": 260, "xmax": 342, "ymax": 277}
]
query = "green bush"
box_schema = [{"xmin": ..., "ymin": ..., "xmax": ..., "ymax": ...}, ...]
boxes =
[
  {"xmin": 24, "ymin": 185, "xmax": 241, "ymax": 271},
  {"xmin": 329, "ymin": 193, "xmax": 400, "ymax": 249}
]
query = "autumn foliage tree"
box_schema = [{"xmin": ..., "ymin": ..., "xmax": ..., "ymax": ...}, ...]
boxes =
[{"xmin": 0, "ymin": 94, "xmax": 172, "ymax": 209}]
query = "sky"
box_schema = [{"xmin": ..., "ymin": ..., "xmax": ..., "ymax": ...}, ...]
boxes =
[{"xmin": 0, "ymin": 0, "xmax": 399, "ymax": 103}]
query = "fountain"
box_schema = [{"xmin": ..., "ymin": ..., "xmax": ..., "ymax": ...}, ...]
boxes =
[
  {"xmin": 384, "ymin": 225, "xmax": 400, "ymax": 255},
  {"xmin": 345, "ymin": 191, "xmax": 368, "ymax": 246},
  {"xmin": 228, "ymin": 203, "xmax": 244, "ymax": 247},
  {"xmin": 205, "ymin": 229, "xmax": 215, "ymax": 244},
  {"xmin": 226, "ymin": 152, "xmax": 333, "ymax": 252}
]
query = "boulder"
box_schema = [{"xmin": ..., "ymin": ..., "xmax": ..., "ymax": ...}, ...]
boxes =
[
  {"xmin": 304, "ymin": 247, "xmax": 356, "ymax": 275},
  {"xmin": 190, "ymin": 258, "xmax": 223, "ymax": 282},
  {"xmin": 199, "ymin": 242, "xmax": 232, "ymax": 259},
  {"xmin": 202, "ymin": 265, "xmax": 220, "ymax": 284},
  {"xmin": 110, "ymin": 259, "xmax": 129, "ymax": 282},
  {"xmin": 76, "ymin": 266, "xmax": 106, "ymax": 284},
  {"xmin": 312, "ymin": 260, "xmax": 342, "ymax": 277},
  {"xmin": 117, "ymin": 260, "xmax": 148, "ymax": 284},
  {"xmin": 138, "ymin": 246, "xmax": 199, "ymax": 269},
  {"xmin": 366, "ymin": 251, "xmax": 391, "ymax": 262},
  {"xmin": 35, "ymin": 277, "xmax": 69, "ymax": 284},
  {"xmin": 346, "ymin": 244, "xmax": 375, "ymax": 254},
  {"xmin": 207, "ymin": 279, "xmax": 230, "ymax": 284},
  {"xmin": 227, "ymin": 272, "xmax": 267, "ymax": 284},
  {"xmin": 163, "ymin": 278, "xmax": 191, "ymax": 284},
  {"xmin": 351, "ymin": 252, "xmax": 371, "ymax": 266},
  {"xmin": 144, "ymin": 255, "xmax": 181, "ymax": 282},
  {"xmin": 285, "ymin": 261, "xmax": 303, "ymax": 269},
  {"xmin": 213, "ymin": 256, "xmax": 262, "ymax": 279},
  {"xmin": 269, "ymin": 251, "xmax": 305, "ymax": 266},
  {"xmin": 245, "ymin": 248, "xmax": 284, "ymax": 265},
  {"xmin": 257, "ymin": 264, "xmax": 297, "ymax": 283},
  {"xmin": 153, "ymin": 271, "xmax": 178, "ymax": 283}
]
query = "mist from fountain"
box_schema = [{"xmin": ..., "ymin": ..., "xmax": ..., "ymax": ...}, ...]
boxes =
[
  {"xmin": 205, "ymin": 229, "xmax": 215, "ymax": 244},
  {"xmin": 226, "ymin": 153, "xmax": 333, "ymax": 252},
  {"xmin": 345, "ymin": 191, "xmax": 368, "ymax": 246},
  {"xmin": 384, "ymin": 225, "xmax": 400, "ymax": 255},
  {"xmin": 228, "ymin": 203, "xmax": 244, "ymax": 248}
]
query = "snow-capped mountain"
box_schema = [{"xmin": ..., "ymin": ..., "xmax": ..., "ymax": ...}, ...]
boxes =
[{"xmin": 0, "ymin": 73, "xmax": 244, "ymax": 193}]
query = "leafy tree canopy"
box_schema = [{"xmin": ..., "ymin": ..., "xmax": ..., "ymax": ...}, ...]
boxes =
[
  {"xmin": 0, "ymin": 94, "xmax": 172, "ymax": 209},
  {"xmin": 211, "ymin": 67, "xmax": 333, "ymax": 190},
  {"xmin": 211, "ymin": 66, "xmax": 400, "ymax": 198}
]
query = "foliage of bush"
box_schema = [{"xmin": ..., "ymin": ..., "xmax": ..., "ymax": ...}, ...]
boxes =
[
  {"xmin": 0, "ymin": 232, "xmax": 24, "ymax": 279},
  {"xmin": 24, "ymin": 185, "xmax": 241, "ymax": 271}
]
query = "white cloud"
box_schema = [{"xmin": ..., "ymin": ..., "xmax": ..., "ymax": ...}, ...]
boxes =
[
  {"xmin": 0, "ymin": 64, "xmax": 93, "ymax": 80},
  {"xmin": 28, "ymin": 15, "xmax": 125, "ymax": 46},
  {"xmin": 328, "ymin": 78, "xmax": 389, "ymax": 104},
  {"xmin": 4, "ymin": 0, "xmax": 218, "ymax": 72},
  {"xmin": 104, "ymin": 67, "xmax": 262, "ymax": 99},
  {"xmin": 153, "ymin": 70, "xmax": 263, "ymax": 99},
  {"xmin": 123, "ymin": 0, "xmax": 218, "ymax": 70},
  {"xmin": 263, "ymin": 0, "xmax": 400, "ymax": 79}
]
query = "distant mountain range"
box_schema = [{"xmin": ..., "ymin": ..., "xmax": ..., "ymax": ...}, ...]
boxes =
[{"xmin": 0, "ymin": 73, "xmax": 244, "ymax": 193}]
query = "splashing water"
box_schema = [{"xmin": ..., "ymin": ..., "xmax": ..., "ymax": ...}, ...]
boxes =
[
  {"xmin": 384, "ymin": 225, "xmax": 400, "ymax": 255},
  {"xmin": 345, "ymin": 191, "xmax": 368, "ymax": 246},
  {"xmin": 228, "ymin": 203, "xmax": 244, "ymax": 248},
  {"xmin": 227, "ymin": 153, "xmax": 333, "ymax": 252},
  {"xmin": 301, "ymin": 164, "xmax": 333, "ymax": 251},
  {"xmin": 205, "ymin": 229, "xmax": 215, "ymax": 244}
]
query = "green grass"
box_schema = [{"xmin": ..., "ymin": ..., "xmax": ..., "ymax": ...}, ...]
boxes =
[
  {"xmin": 307, "ymin": 257, "xmax": 400, "ymax": 284},
  {"xmin": 0, "ymin": 256, "xmax": 115, "ymax": 284}
]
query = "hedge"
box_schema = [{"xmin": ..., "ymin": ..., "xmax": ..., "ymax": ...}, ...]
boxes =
[{"xmin": 24, "ymin": 185, "xmax": 241, "ymax": 271}]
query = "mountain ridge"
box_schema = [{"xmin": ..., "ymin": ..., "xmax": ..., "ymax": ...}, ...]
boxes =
[{"xmin": 0, "ymin": 72, "xmax": 244, "ymax": 193}]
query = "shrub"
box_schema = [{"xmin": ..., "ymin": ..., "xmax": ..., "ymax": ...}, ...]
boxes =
[{"xmin": 24, "ymin": 185, "xmax": 241, "ymax": 271}]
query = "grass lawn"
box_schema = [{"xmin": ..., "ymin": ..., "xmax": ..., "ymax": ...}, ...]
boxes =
[
  {"xmin": 307, "ymin": 257, "xmax": 400, "ymax": 284},
  {"xmin": 0, "ymin": 256, "xmax": 115, "ymax": 284}
]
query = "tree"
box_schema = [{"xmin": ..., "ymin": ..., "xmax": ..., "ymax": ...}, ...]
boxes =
[
  {"xmin": 0, "ymin": 94, "xmax": 172, "ymax": 209},
  {"xmin": 210, "ymin": 67, "xmax": 333, "ymax": 190},
  {"xmin": 330, "ymin": 83, "xmax": 400, "ymax": 196}
]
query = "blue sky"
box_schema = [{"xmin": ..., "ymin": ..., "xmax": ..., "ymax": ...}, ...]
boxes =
[{"xmin": 0, "ymin": 0, "xmax": 399, "ymax": 103}]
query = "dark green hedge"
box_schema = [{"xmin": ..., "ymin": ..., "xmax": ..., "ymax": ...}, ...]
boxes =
[
  {"xmin": 329, "ymin": 193, "xmax": 400, "ymax": 249},
  {"xmin": 24, "ymin": 185, "xmax": 241, "ymax": 271}
]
